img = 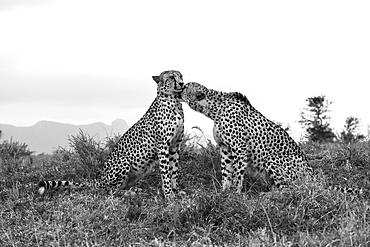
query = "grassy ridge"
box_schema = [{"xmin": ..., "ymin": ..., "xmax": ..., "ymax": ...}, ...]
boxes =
[{"xmin": 1, "ymin": 133, "xmax": 370, "ymax": 246}]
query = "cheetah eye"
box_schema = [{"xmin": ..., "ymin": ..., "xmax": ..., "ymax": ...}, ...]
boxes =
[{"xmin": 195, "ymin": 92, "xmax": 206, "ymax": 101}]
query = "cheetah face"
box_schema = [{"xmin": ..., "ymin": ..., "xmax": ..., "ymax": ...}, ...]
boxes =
[
  {"xmin": 180, "ymin": 82, "xmax": 211, "ymax": 116},
  {"xmin": 152, "ymin": 70, "xmax": 184, "ymax": 98}
]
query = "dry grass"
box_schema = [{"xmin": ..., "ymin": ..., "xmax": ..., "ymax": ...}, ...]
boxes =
[{"xmin": 1, "ymin": 133, "xmax": 370, "ymax": 246}]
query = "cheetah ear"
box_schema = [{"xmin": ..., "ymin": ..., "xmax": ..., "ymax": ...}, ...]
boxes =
[{"xmin": 152, "ymin": 76, "xmax": 160, "ymax": 84}]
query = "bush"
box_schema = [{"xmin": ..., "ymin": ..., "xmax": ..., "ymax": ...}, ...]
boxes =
[
  {"xmin": 302, "ymin": 141, "xmax": 370, "ymax": 195},
  {"xmin": 179, "ymin": 136, "xmax": 221, "ymax": 191},
  {"xmin": 0, "ymin": 138, "xmax": 34, "ymax": 177},
  {"xmin": 0, "ymin": 138, "xmax": 33, "ymax": 163},
  {"xmin": 68, "ymin": 129, "xmax": 108, "ymax": 168}
]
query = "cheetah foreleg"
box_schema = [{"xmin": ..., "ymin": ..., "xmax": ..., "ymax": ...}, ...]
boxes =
[
  {"xmin": 169, "ymin": 148, "xmax": 180, "ymax": 193},
  {"xmin": 220, "ymin": 144, "xmax": 234, "ymax": 191},
  {"xmin": 158, "ymin": 143, "xmax": 175, "ymax": 200}
]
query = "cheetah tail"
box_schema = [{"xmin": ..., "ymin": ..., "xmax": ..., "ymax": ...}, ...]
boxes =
[{"xmin": 38, "ymin": 180, "xmax": 83, "ymax": 195}]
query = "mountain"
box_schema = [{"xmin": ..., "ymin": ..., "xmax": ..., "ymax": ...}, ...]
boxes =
[{"xmin": 0, "ymin": 119, "xmax": 129, "ymax": 154}]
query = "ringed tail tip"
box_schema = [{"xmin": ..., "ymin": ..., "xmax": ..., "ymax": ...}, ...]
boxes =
[
  {"xmin": 38, "ymin": 187, "xmax": 46, "ymax": 195},
  {"xmin": 38, "ymin": 181, "xmax": 47, "ymax": 195}
]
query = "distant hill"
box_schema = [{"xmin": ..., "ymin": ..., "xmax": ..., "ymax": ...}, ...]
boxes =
[{"xmin": 0, "ymin": 119, "xmax": 129, "ymax": 154}]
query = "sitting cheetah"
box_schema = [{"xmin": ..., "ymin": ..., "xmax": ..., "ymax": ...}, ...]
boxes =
[
  {"xmin": 180, "ymin": 82, "xmax": 311, "ymax": 192},
  {"xmin": 39, "ymin": 70, "xmax": 185, "ymax": 200}
]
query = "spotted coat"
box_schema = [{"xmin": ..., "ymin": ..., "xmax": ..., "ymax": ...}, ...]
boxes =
[
  {"xmin": 180, "ymin": 82, "xmax": 311, "ymax": 192},
  {"xmin": 39, "ymin": 70, "xmax": 185, "ymax": 199}
]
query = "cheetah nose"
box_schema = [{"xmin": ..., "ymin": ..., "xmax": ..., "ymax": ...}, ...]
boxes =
[{"xmin": 175, "ymin": 82, "xmax": 184, "ymax": 91}]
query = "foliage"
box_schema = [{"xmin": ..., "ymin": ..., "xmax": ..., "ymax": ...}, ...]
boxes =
[
  {"xmin": 339, "ymin": 117, "xmax": 366, "ymax": 144},
  {"xmin": 0, "ymin": 137, "xmax": 34, "ymax": 178},
  {"xmin": 1, "ymin": 134, "xmax": 370, "ymax": 246},
  {"xmin": 0, "ymin": 137, "xmax": 33, "ymax": 162},
  {"xmin": 299, "ymin": 95, "xmax": 336, "ymax": 143},
  {"xmin": 274, "ymin": 121, "xmax": 291, "ymax": 132},
  {"xmin": 64, "ymin": 130, "xmax": 121, "ymax": 179},
  {"xmin": 68, "ymin": 129, "xmax": 108, "ymax": 168},
  {"xmin": 302, "ymin": 141, "xmax": 370, "ymax": 194}
]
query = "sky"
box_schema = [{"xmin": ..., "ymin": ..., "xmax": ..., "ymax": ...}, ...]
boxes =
[{"xmin": 1, "ymin": 0, "xmax": 370, "ymax": 141}]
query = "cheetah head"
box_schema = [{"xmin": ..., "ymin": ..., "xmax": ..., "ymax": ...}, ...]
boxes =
[
  {"xmin": 181, "ymin": 82, "xmax": 250, "ymax": 120},
  {"xmin": 152, "ymin": 70, "xmax": 184, "ymax": 98},
  {"xmin": 180, "ymin": 82, "xmax": 213, "ymax": 118}
]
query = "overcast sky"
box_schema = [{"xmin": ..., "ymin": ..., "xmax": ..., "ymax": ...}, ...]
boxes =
[{"xmin": 1, "ymin": 0, "xmax": 369, "ymax": 140}]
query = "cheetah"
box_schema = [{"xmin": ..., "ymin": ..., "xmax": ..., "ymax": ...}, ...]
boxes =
[
  {"xmin": 180, "ymin": 82, "xmax": 311, "ymax": 192},
  {"xmin": 38, "ymin": 70, "xmax": 185, "ymax": 200}
]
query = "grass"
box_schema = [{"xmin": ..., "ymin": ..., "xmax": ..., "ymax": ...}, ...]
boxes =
[{"xmin": 1, "ymin": 133, "xmax": 370, "ymax": 246}]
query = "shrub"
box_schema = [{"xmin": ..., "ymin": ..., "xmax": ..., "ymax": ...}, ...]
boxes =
[
  {"xmin": 60, "ymin": 130, "xmax": 120, "ymax": 179},
  {"xmin": 68, "ymin": 129, "xmax": 107, "ymax": 168},
  {"xmin": 0, "ymin": 137, "xmax": 33, "ymax": 163},
  {"xmin": 0, "ymin": 138, "xmax": 34, "ymax": 177},
  {"xmin": 179, "ymin": 133, "xmax": 221, "ymax": 192}
]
